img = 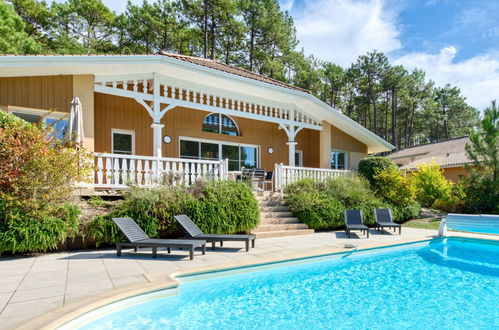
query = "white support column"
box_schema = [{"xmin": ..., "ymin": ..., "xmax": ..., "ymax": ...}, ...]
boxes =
[
  {"xmin": 151, "ymin": 123, "xmax": 164, "ymax": 157},
  {"xmin": 152, "ymin": 73, "xmax": 162, "ymax": 157},
  {"xmin": 287, "ymin": 141, "xmax": 298, "ymax": 166}
]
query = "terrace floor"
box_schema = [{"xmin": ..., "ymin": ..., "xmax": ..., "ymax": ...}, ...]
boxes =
[{"xmin": 0, "ymin": 227, "xmax": 496, "ymax": 329}]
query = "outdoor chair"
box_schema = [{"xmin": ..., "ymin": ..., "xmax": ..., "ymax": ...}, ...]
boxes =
[
  {"xmin": 263, "ymin": 171, "xmax": 274, "ymax": 191},
  {"xmin": 253, "ymin": 168, "xmax": 266, "ymax": 191},
  {"xmin": 344, "ymin": 209, "xmax": 369, "ymax": 238},
  {"xmin": 240, "ymin": 167, "xmax": 255, "ymax": 181},
  {"xmin": 174, "ymin": 214, "xmax": 256, "ymax": 251},
  {"xmin": 111, "ymin": 217, "xmax": 206, "ymax": 260},
  {"xmin": 374, "ymin": 208, "xmax": 401, "ymax": 234}
]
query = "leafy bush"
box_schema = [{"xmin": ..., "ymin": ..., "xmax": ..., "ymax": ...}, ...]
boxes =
[
  {"xmin": 0, "ymin": 111, "xmax": 89, "ymax": 254},
  {"xmin": 373, "ymin": 166, "xmax": 415, "ymax": 206},
  {"xmin": 462, "ymin": 100, "xmax": 498, "ymax": 214},
  {"xmin": 0, "ymin": 203, "xmax": 79, "ymax": 254},
  {"xmin": 358, "ymin": 157, "xmax": 397, "ymax": 185},
  {"xmin": 285, "ymin": 176, "xmax": 420, "ymax": 230},
  {"xmin": 433, "ymin": 180, "xmax": 467, "ymax": 213},
  {"xmin": 87, "ymin": 181, "xmax": 259, "ymax": 246},
  {"xmin": 284, "ymin": 179, "xmax": 345, "ymax": 229},
  {"xmin": 0, "ymin": 111, "xmax": 91, "ymax": 207},
  {"xmin": 390, "ymin": 201, "xmax": 421, "ymax": 222},
  {"xmin": 410, "ymin": 162, "xmax": 453, "ymax": 207},
  {"xmin": 461, "ymin": 176, "xmax": 499, "ymax": 214}
]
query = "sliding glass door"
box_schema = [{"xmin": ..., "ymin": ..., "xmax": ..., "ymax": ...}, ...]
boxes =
[{"xmin": 180, "ymin": 138, "xmax": 258, "ymax": 171}]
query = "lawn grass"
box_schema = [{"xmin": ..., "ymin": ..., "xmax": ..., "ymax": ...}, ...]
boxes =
[{"xmin": 402, "ymin": 218, "xmax": 441, "ymax": 230}]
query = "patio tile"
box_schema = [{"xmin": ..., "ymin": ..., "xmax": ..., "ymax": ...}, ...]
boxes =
[
  {"xmin": 110, "ymin": 275, "xmax": 148, "ymax": 288},
  {"xmin": 0, "ymin": 295, "xmax": 64, "ymax": 318},
  {"xmin": 0, "ymin": 275, "xmax": 25, "ymax": 294},
  {"xmin": 10, "ymin": 285, "xmax": 66, "ymax": 304},
  {"xmin": 17, "ymin": 276, "xmax": 67, "ymax": 291},
  {"xmin": 0, "ymin": 292, "xmax": 13, "ymax": 312}
]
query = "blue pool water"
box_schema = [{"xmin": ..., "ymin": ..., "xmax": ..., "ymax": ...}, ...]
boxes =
[{"xmin": 77, "ymin": 238, "xmax": 499, "ymax": 329}]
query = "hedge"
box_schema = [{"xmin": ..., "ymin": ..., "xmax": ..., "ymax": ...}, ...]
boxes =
[
  {"xmin": 358, "ymin": 157, "xmax": 397, "ymax": 185},
  {"xmin": 284, "ymin": 177, "xmax": 420, "ymax": 230},
  {"xmin": 87, "ymin": 180, "xmax": 260, "ymax": 246}
]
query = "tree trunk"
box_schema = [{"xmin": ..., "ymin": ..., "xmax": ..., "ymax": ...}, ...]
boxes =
[
  {"xmin": 384, "ymin": 91, "xmax": 389, "ymax": 140},
  {"xmin": 210, "ymin": 10, "xmax": 215, "ymax": 60},
  {"xmin": 407, "ymin": 102, "xmax": 416, "ymax": 146},
  {"xmin": 443, "ymin": 105, "xmax": 449, "ymax": 139},
  {"xmin": 372, "ymin": 94, "xmax": 377, "ymax": 135},
  {"xmin": 391, "ymin": 87, "xmax": 397, "ymax": 147},
  {"xmin": 203, "ymin": 0, "xmax": 208, "ymax": 58}
]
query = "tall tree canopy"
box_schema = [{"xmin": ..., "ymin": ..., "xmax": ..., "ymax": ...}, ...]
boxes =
[{"xmin": 4, "ymin": 0, "xmax": 481, "ymax": 149}]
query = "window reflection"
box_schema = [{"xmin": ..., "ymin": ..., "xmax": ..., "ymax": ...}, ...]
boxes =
[
  {"xmin": 181, "ymin": 139, "xmax": 257, "ymax": 171},
  {"xmin": 202, "ymin": 113, "xmax": 239, "ymax": 136},
  {"xmin": 331, "ymin": 151, "xmax": 347, "ymax": 170}
]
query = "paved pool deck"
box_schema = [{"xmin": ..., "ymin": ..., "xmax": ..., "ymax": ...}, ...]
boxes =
[{"xmin": 0, "ymin": 227, "xmax": 496, "ymax": 329}]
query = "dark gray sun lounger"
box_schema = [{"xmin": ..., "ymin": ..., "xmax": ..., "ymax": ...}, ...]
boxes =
[
  {"xmin": 374, "ymin": 208, "xmax": 401, "ymax": 234},
  {"xmin": 344, "ymin": 209, "xmax": 369, "ymax": 238},
  {"xmin": 174, "ymin": 215, "xmax": 256, "ymax": 252},
  {"xmin": 112, "ymin": 217, "xmax": 206, "ymax": 260}
]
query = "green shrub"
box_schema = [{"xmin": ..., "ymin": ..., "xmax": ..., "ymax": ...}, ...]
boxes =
[
  {"xmin": 87, "ymin": 181, "xmax": 259, "ymax": 246},
  {"xmin": 373, "ymin": 166, "xmax": 415, "ymax": 206},
  {"xmin": 285, "ymin": 179, "xmax": 345, "ymax": 229},
  {"xmin": 0, "ymin": 111, "xmax": 88, "ymax": 254},
  {"xmin": 358, "ymin": 157, "xmax": 397, "ymax": 185},
  {"xmin": 285, "ymin": 176, "xmax": 419, "ymax": 230},
  {"xmin": 462, "ymin": 176, "xmax": 499, "ymax": 214},
  {"xmin": 433, "ymin": 180, "xmax": 467, "ymax": 213},
  {"xmin": 411, "ymin": 162, "xmax": 453, "ymax": 207},
  {"xmin": 0, "ymin": 203, "xmax": 79, "ymax": 254},
  {"xmin": 184, "ymin": 180, "xmax": 260, "ymax": 234},
  {"xmin": 390, "ymin": 201, "xmax": 421, "ymax": 223}
]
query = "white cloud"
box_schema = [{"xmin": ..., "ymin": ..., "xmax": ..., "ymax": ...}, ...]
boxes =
[
  {"xmin": 393, "ymin": 46, "xmax": 499, "ymax": 110},
  {"xmin": 292, "ymin": 0, "xmax": 401, "ymax": 66}
]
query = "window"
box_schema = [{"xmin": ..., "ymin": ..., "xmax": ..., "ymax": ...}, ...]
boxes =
[
  {"xmin": 331, "ymin": 151, "xmax": 347, "ymax": 170},
  {"xmin": 295, "ymin": 150, "xmax": 303, "ymax": 167},
  {"xmin": 10, "ymin": 107, "xmax": 69, "ymax": 140},
  {"xmin": 202, "ymin": 113, "xmax": 239, "ymax": 136},
  {"xmin": 112, "ymin": 129, "xmax": 134, "ymax": 155},
  {"xmin": 180, "ymin": 137, "xmax": 258, "ymax": 171}
]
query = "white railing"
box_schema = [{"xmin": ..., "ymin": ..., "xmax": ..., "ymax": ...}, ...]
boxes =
[
  {"xmin": 274, "ymin": 163, "xmax": 353, "ymax": 191},
  {"xmin": 86, "ymin": 153, "xmax": 228, "ymax": 189}
]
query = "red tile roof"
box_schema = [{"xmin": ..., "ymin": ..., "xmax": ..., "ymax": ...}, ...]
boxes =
[
  {"xmin": 386, "ymin": 136, "xmax": 473, "ymax": 169},
  {"xmin": 1, "ymin": 52, "xmax": 311, "ymax": 94},
  {"xmin": 159, "ymin": 51, "xmax": 310, "ymax": 93}
]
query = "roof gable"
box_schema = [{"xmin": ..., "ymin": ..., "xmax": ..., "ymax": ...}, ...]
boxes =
[{"xmin": 159, "ymin": 51, "xmax": 309, "ymax": 94}]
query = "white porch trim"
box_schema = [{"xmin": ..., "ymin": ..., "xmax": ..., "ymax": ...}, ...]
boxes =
[{"xmin": 94, "ymin": 72, "xmax": 323, "ymax": 157}]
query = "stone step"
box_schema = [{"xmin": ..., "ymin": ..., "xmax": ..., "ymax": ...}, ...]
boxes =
[
  {"xmin": 252, "ymin": 223, "xmax": 309, "ymax": 233},
  {"xmin": 261, "ymin": 211, "xmax": 294, "ymax": 218},
  {"xmin": 252, "ymin": 229, "xmax": 315, "ymax": 239},
  {"xmin": 259, "ymin": 204, "xmax": 289, "ymax": 211},
  {"xmin": 258, "ymin": 199, "xmax": 287, "ymax": 207},
  {"xmin": 259, "ymin": 217, "xmax": 301, "ymax": 225}
]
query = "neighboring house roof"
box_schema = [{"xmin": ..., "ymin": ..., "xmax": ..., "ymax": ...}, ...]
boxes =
[
  {"xmin": 0, "ymin": 53, "xmax": 395, "ymax": 153},
  {"xmin": 158, "ymin": 51, "xmax": 310, "ymax": 94},
  {"xmin": 386, "ymin": 136, "xmax": 473, "ymax": 170}
]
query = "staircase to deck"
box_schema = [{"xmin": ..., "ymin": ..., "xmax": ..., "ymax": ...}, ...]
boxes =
[{"xmin": 251, "ymin": 192, "xmax": 315, "ymax": 238}]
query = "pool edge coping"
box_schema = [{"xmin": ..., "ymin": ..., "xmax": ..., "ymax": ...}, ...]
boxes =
[{"xmin": 18, "ymin": 233, "xmax": 499, "ymax": 330}]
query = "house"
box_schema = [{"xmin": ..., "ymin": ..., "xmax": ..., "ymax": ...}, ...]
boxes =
[
  {"xmin": 0, "ymin": 53, "xmax": 393, "ymax": 189},
  {"xmin": 386, "ymin": 136, "xmax": 473, "ymax": 182}
]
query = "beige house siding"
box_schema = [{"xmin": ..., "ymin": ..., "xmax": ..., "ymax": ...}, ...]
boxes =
[
  {"xmin": 0, "ymin": 75, "xmax": 74, "ymax": 113},
  {"xmin": 94, "ymin": 93, "xmax": 320, "ymax": 170},
  {"xmin": 330, "ymin": 125, "xmax": 368, "ymax": 169}
]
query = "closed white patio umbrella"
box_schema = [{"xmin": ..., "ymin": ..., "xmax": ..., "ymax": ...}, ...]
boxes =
[{"xmin": 66, "ymin": 96, "xmax": 85, "ymax": 147}]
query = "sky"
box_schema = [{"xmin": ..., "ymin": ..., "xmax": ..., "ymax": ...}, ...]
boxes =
[{"xmin": 94, "ymin": 0, "xmax": 499, "ymax": 110}]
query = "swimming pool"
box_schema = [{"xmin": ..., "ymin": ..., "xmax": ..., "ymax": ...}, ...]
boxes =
[{"xmin": 65, "ymin": 237, "xmax": 499, "ymax": 329}]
